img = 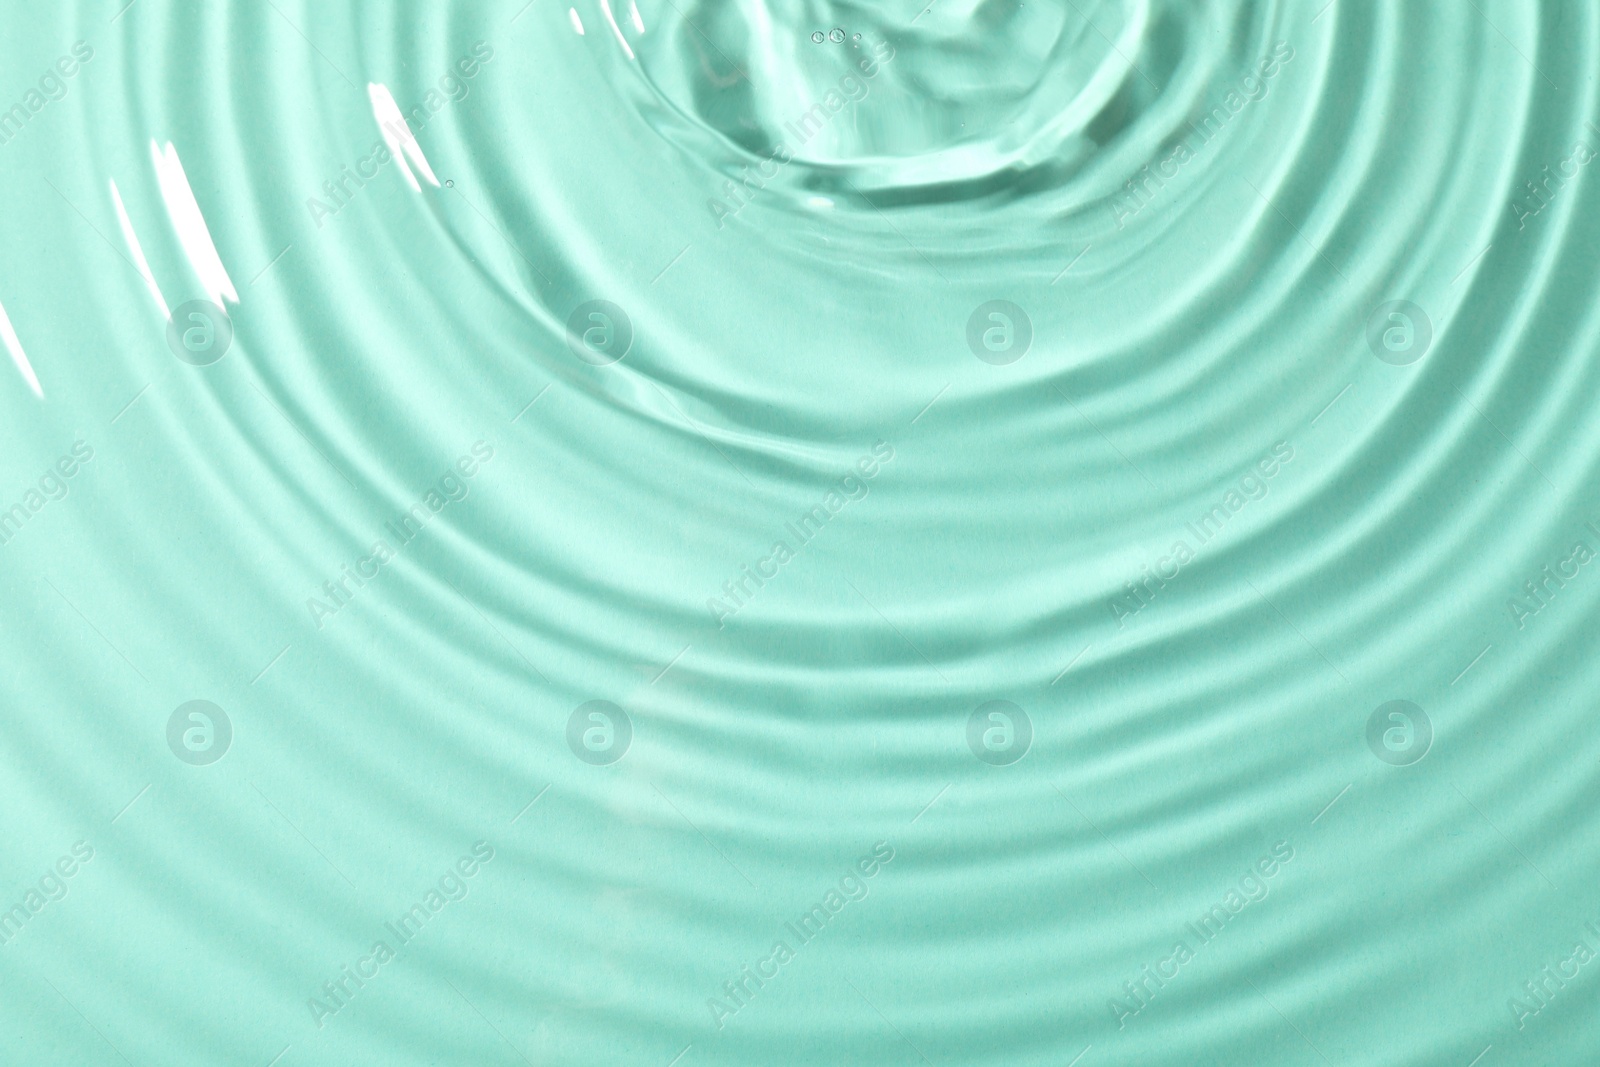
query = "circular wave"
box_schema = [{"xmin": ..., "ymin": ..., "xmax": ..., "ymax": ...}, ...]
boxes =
[{"xmin": 2, "ymin": 1, "xmax": 1599, "ymax": 1065}]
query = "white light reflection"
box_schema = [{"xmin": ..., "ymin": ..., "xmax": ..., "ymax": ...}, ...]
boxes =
[
  {"xmin": 109, "ymin": 178, "xmax": 169, "ymax": 319},
  {"xmin": 149, "ymin": 140, "xmax": 239, "ymax": 306},
  {"xmin": 367, "ymin": 82, "xmax": 440, "ymax": 192},
  {"xmin": 0, "ymin": 297, "xmax": 42, "ymax": 398},
  {"xmin": 598, "ymin": 0, "xmax": 635, "ymax": 60}
]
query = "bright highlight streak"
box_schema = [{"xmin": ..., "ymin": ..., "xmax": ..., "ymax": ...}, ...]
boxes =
[
  {"xmin": 368, "ymin": 82, "xmax": 440, "ymax": 192},
  {"xmin": 109, "ymin": 178, "xmax": 169, "ymax": 319},
  {"xmin": 629, "ymin": 1, "xmax": 644, "ymax": 32},
  {"xmin": 0, "ymin": 297, "xmax": 43, "ymax": 398},
  {"xmin": 569, "ymin": 7, "xmax": 585, "ymax": 34},
  {"xmin": 149, "ymin": 140, "xmax": 239, "ymax": 306},
  {"xmin": 598, "ymin": 0, "xmax": 635, "ymax": 60}
]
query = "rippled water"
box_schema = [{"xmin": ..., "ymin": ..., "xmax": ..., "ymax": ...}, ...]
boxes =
[{"xmin": 4, "ymin": 1, "xmax": 1600, "ymax": 1063}]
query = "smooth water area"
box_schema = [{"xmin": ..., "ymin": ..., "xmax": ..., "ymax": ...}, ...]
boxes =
[{"xmin": 3, "ymin": 1, "xmax": 1600, "ymax": 1063}]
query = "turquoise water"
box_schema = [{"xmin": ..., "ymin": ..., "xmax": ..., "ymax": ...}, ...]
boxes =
[{"xmin": 3, "ymin": 1, "xmax": 1600, "ymax": 1063}]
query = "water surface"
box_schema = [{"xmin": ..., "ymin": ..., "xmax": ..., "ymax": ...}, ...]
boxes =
[{"xmin": 2, "ymin": 2, "xmax": 1599, "ymax": 1064}]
